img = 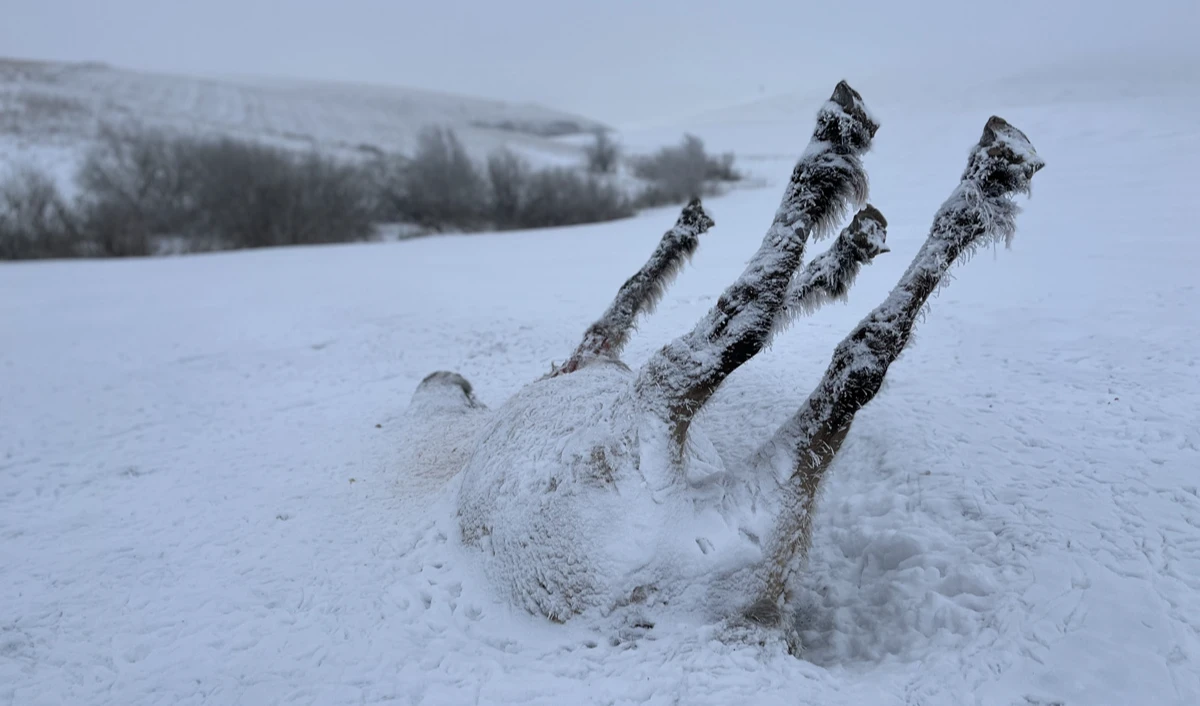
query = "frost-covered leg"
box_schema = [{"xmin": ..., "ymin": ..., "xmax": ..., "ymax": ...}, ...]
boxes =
[
  {"xmin": 749, "ymin": 117, "xmax": 1046, "ymax": 622},
  {"xmin": 634, "ymin": 81, "xmax": 878, "ymax": 453},
  {"xmin": 774, "ymin": 205, "xmax": 889, "ymax": 332},
  {"xmin": 552, "ymin": 199, "xmax": 715, "ymax": 376}
]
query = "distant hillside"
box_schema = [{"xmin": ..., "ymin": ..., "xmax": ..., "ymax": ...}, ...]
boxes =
[
  {"xmin": 0, "ymin": 57, "xmax": 609, "ymax": 179},
  {"xmin": 680, "ymin": 53, "xmax": 1200, "ymax": 130}
]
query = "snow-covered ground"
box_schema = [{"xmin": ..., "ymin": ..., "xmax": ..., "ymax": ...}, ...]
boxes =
[
  {"xmin": 0, "ymin": 57, "xmax": 606, "ymax": 181},
  {"xmin": 2, "ymin": 60, "xmax": 1199, "ymax": 705}
]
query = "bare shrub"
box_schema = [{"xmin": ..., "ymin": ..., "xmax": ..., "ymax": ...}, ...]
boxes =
[
  {"xmin": 0, "ymin": 166, "xmax": 82, "ymax": 260},
  {"xmin": 358, "ymin": 151, "xmax": 412, "ymax": 222},
  {"xmin": 12, "ymin": 121, "xmax": 647, "ymax": 259},
  {"xmin": 396, "ymin": 126, "xmax": 488, "ymax": 231},
  {"xmin": 186, "ymin": 140, "xmax": 374, "ymax": 249},
  {"xmin": 706, "ymin": 151, "xmax": 740, "ymax": 182},
  {"xmin": 75, "ymin": 122, "xmax": 199, "ymax": 256},
  {"xmin": 486, "ymin": 149, "xmax": 532, "ymax": 229},
  {"xmin": 584, "ymin": 130, "xmax": 620, "ymax": 174},
  {"xmin": 632, "ymin": 134, "xmax": 740, "ymax": 207},
  {"xmin": 75, "ymin": 125, "xmax": 374, "ymax": 253},
  {"xmin": 484, "ymin": 148, "xmax": 632, "ymax": 230},
  {"xmin": 519, "ymin": 167, "xmax": 633, "ymax": 229}
]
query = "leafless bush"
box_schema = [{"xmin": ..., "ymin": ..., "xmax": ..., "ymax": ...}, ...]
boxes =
[
  {"xmin": 380, "ymin": 129, "xmax": 632, "ymax": 232},
  {"xmin": 485, "ymin": 148, "xmax": 632, "ymax": 230},
  {"xmin": 518, "ymin": 167, "xmax": 633, "ymax": 229},
  {"xmin": 584, "ymin": 130, "xmax": 620, "ymax": 174},
  {"xmin": 394, "ymin": 126, "xmax": 489, "ymax": 231},
  {"xmin": 185, "ymin": 140, "xmax": 374, "ymax": 249},
  {"xmin": 75, "ymin": 125, "xmax": 374, "ymax": 254},
  {"xmin": 7, "ymin": 122, "xmax": 649, "ymax": 259},
  {"xmin": 486, "ymin": 149, "xmax": 532, "ymax": 229},
  {"xmin": 74, "ymin": 122, "xmax": 199, "ymax": 256},
  {"xmin": 706, "ymin": 152, "xmax": 739, "ymax": 182},
  {"xmin": 632, "ymin": 134, "xmax": 740, "ymax": 207},
  {"xmin": 358, "ymin": 152, "xmax": 410, "ymax": 221},
  {"xmin": 0, "ymin": 166, "xmax": 83, "ymax": 260}
]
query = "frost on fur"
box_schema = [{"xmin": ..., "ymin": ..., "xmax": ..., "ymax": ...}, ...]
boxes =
[
  {"xmin": 750, "ymin": 116, "xmax": 1044, "ymax": 620},
  {"xmin": 406, "ymin": 91, "xmax": 1046, "ymax": 650},
  {"xmin": 552, "ymin": 198, "xmax": 715, "ymax": 377},
  {"xmin": 775, "ymin": 205, "xmax": 889, "ymax": 332},
  {"xmin": 634, "ymin": 81, "xmax": 878, "ymax": 453}
]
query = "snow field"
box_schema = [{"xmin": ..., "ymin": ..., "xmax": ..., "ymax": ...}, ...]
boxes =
[{"xmin": 2, "ymin": 72, "xmax": 1199, "ymax": 704}]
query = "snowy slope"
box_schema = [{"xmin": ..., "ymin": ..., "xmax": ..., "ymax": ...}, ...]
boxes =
[
  {"xmin": 0, "ymin": 57, "xmax": 606, "ymax": 176},
  {"xmin": 2, "ymin": 65, "xmax": 1200, "ymax": 705}
]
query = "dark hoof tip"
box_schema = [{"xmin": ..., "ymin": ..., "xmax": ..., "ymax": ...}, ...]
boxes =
[
  {"xmin": 978, "ymin": 116, "xmax": 1045, "ymax": 176},
  {"xmin": 855, "ymin": 203, "xmax": 888, "ymax": 228},
  {"xmin": 679, "ymin": 197, "xmax": 715, "ymax": 232},
  {"xmin": 831, "ymin": 80, "xmax": 862, "ymax": 110},
  {"xmin": 848, "ymin": 204, "xmax": 889, "ymax": 260},
  {"xmin": 825, "ymin": 80, "xmax": 879, "ymax": 142}
]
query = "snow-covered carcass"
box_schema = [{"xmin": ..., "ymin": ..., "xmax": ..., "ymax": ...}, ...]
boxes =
[{"xmin": 404, "ymin": 81, "xmax": 1045, "ymax": 646}]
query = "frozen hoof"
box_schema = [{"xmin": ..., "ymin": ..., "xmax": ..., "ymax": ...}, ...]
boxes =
[
  {"xmin": 678, "ymin": 197, "xmax": 716, "ymax": 233},
  {"xmin": 821, "ymin": 80, "xmax": 879, "ymax": 149},
  {"xmin": 969, "ymin": 116, "xmax": 1045, "ymax": 195},
  {"xmin": 845, "ymin": 205, "xmax": 890, "ymax": 260}
]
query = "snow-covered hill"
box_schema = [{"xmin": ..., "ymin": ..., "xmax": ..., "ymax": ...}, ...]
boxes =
[
  {"xmin": 0, "ymin": 57, "xmax": 607, "ymax": 178},
  {"xmin": 2, "ymin": 60, "xmax": 1199, "ymax": 705}
]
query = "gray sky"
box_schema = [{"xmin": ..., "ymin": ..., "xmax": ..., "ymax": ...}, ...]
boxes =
[{"xmin": 3, "ymin": 0, "xmax": 1196, "ymax": 123}]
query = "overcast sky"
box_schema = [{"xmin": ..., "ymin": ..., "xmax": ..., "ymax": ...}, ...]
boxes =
[{"xmin": 3, "ymin": 0, "xmax": 1196, "ymax": 123}]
